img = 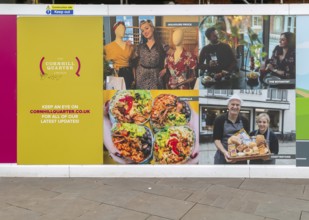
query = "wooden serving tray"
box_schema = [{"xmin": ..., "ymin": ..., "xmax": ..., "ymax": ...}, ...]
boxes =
[{"xmin": 229, "ymin": 153, "xmax": 271, "ymax": 162}]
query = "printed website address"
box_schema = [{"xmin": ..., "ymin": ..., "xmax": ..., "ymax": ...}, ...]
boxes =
[{"xmin": 30, "ymin": 110, "xmax": 90, "ymax": 114}]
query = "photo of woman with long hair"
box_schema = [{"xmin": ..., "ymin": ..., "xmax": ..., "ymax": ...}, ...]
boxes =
[
  {"xmin": 265, "ymin": 32, "xmax": 295, "ymax": 80},
  {"xmin": 133, "ymin": 20, "xmax": 168, "ymax": 89}
]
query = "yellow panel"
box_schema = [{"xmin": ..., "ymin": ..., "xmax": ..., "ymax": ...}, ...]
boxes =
[{"xmin": 18, "ymin": 17, "xmax": 103, "ymax": 164}]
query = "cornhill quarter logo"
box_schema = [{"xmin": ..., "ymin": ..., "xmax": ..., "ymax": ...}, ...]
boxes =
[{"xmin": 40, "ymin": 57, "xmax": 81, "ymax": 80}]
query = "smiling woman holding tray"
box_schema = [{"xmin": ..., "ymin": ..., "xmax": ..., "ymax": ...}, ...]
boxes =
[{"xmin": 249, "ymin": 113, "xmax": 279, "ymax": 165}]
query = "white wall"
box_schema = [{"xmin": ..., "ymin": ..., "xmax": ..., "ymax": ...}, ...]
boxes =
[
  {"xmin": 0, "ymin": 3, "xmax": 305, "ymax": 177},
  {"xmin": 283, "ymin": 90, "xmax": 296, "ymax": 133}
]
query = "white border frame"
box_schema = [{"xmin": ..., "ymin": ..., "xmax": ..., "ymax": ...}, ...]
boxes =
[
  {"xmin": 0, "ymin": 164, "xmax": 308, "ymax": 178},
  {"xmin": 1, "ymin": 3, "xmax": 307, "ymax": 178},
  {"xmin": 0, "ymin": 4, "xmax": 304, "ymax": 16}
]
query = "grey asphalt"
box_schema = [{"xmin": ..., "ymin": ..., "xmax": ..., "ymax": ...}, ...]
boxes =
[{"xmin": 1, "ymin": 177, "xmax": 309, "ymax": 220}]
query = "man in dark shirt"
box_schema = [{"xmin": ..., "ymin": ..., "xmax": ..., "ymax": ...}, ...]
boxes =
[
  {"xmin": 199, "ymin": 27, "xmax": 237, "ymax": 75},
  {"xmin": 213, "ymin": 94, "xmax": 249, "ymax": 164}
]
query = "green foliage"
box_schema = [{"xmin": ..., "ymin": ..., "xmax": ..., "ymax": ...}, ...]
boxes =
[
  {"xmin": 247, "ymin": 27, "xmax": 267, "ymax": 69},
  {"xmin": 214, "ymin": 16, "xmax": 267, "ymax": 68},
  {"xmin": 104, "ymin": 59, "xmax": 114, "ymax": 78},
  {"xmin": 249, "ymin": 43, "xmax": 266, "ymax": 68}
]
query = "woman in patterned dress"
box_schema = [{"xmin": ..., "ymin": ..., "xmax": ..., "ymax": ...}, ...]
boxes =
[{"xmin": 133, "ymin": 20, "xmax": 168, "ymax": 89}]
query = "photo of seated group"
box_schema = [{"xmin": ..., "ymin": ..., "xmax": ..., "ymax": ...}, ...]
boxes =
[
  {"xmin": 103, "ymin": 16, "xmax": 199, "ymax": 90},
  {"xmin": 199, "ymin": 15, "xmax": 296, "ymax": 90},
  {"xmin": 103, "ymin": 90, "xmax": 199, "ymax": 164},
  {"xmin": 199, "ymin": 89, "xmax": 296, "ymax": 165}
]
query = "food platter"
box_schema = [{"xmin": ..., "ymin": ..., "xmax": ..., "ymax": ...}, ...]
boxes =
[
  {"xmin": 201, "ymin": 75, "xmax": 215, "ymax": 87},
  {"xmin": 247, "ymin": 71, "xmax": 259, "ymax": 81},
  {"xmin": 229, "ymin": 153, "xmax": 271, "ymax": 162},
  {"xmin": 228, "ymin": 132, "xmax": 271, "ymax": 162},
  {"xmin": 246, "ymin": 71, "xmax": 259, "ymax": 86},
  {"xmin": 201, "ymin": 72, "xmax": 232, "ymax": 87}
]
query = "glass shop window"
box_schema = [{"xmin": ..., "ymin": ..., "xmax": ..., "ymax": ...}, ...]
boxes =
[
  {"xmin": 116, "ymin": 16, "xmax": 134, "ymax": 42},
  {"xmin": 254, "ymin": 109, "xmax": 281, "ymax": 132}
]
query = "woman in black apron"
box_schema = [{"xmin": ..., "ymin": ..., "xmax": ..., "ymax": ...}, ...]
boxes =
[
  {"xmin": 249, "ymin": 113, "xmax": 279, "ymax": 165},
  {"xmin": 213, "ymin": 94, "xmax": 249, "ymax": 164}
]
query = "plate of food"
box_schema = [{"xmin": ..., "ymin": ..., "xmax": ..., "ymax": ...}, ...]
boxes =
[
  {"xmin": 247, "ymin": 71, "xmax": 260, "ymax": 80},
  {"xmin": 208, "ymin": 71, "xmax": 232, "ymax": 82},
  {"xmin": 150, "ymin": 94, "xmax": 191, "ymax": 131},
  {"xmin": 109, "ymin": 90, "xmax": 152, "ymax": 124},
  {"xmin": 247, "ymin": 71, "xmax": 260, "ymax": 84},
  {"xmin": 110, "ymin": 123, "xmax": 153, "ymax": 164},
  {"xmin": 153, "ymin": 126, "xmax": 195, "ymax": 164},
  {"xmin": 201, "ymin": 75, "xmax": 215, "ymax": 87}
]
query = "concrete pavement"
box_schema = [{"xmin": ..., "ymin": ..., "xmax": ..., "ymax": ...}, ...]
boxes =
[{"xmin": 0, "ymin": 177, "xmax": 309, "ymax": 219}]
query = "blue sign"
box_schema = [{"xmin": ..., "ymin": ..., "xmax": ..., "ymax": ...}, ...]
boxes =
[{"xmin": 51, "ymin": 10, "xmax": 73, "ymax": 15}]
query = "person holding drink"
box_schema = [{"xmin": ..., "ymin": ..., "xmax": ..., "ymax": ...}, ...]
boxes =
[{"xmin": 199, "ymin": 27, "xmax": 237, "ymax": 79}]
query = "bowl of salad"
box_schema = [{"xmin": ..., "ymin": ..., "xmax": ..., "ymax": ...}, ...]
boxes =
[
  {"xmin": 153, "ymin": 126, "xmax": 195, "ymax": 164},
  {"xmin": 109, "ymin": 90, "xmax": 152, "ymax": 125},
  {"xmin": 150, "ymin": 94, "xmax": 191, "ymax": 132},
  {"xmin": 110, "ymin": 123, "xmax": 153, "ymax": 164}
]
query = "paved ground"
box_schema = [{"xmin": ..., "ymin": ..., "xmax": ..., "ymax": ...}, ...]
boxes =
[{"xmin": 1, "ymin": 178, "xmax": 309, "ymax": 220}]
